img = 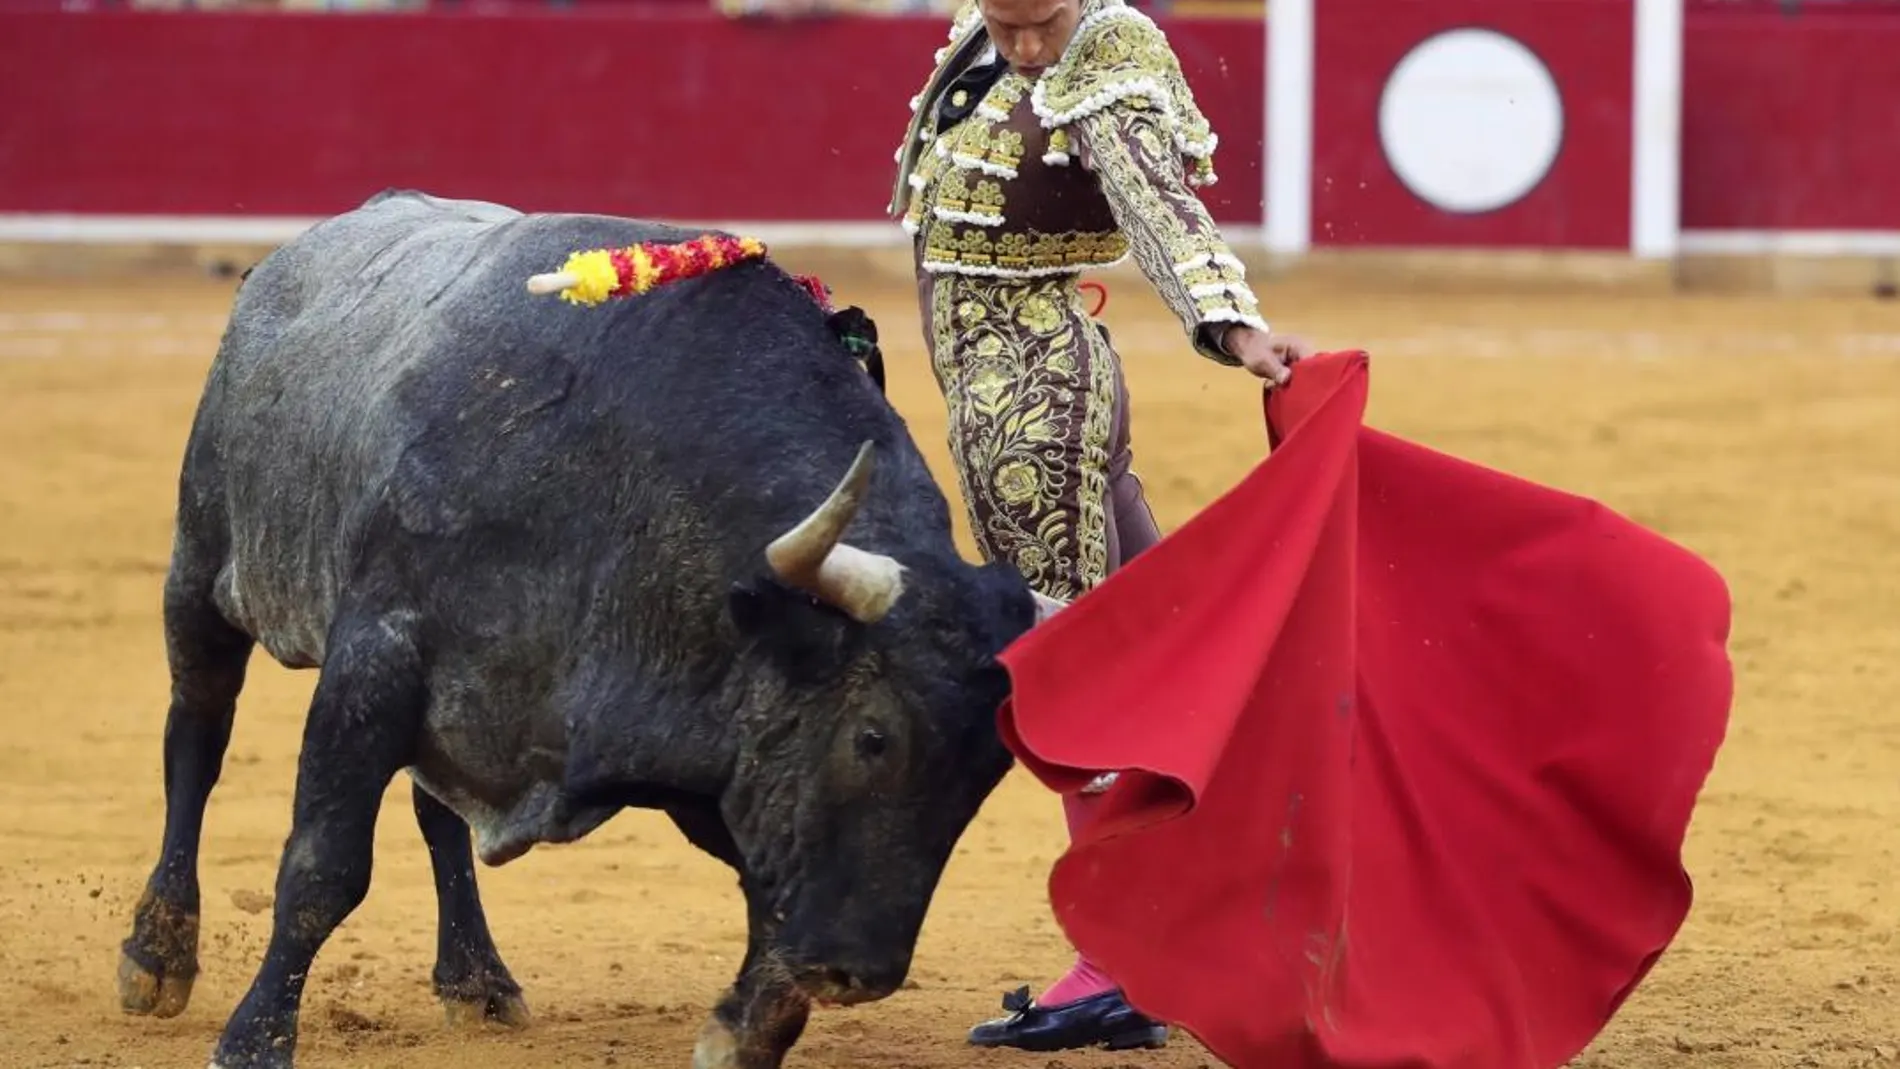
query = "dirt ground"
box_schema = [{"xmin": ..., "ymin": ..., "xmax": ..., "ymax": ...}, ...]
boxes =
[{"xmin": 1, "ymin": 263, "xmax": 1896, "ymax": 1069}]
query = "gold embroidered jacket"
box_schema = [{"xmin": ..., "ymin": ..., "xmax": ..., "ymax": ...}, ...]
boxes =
[{"xmin": 889, "ymin": 0, "xmax": 1268, "ymax": 364}]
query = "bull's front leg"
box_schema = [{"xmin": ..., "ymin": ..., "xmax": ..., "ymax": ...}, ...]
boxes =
[
  {"xmin": 661, "ymin": 805, "xmax": 809, "ymax": 1069},
  {"xmin": 208, "ymin": 618, "xmax": 425, "ymax": 1069},
  {"xmin": 665, "ymin": 803, "xmax": 810, "ymax": 1069},
  {"xmin": 692, "ymin": 935, "xmax": 812, "ymax": 1069},
  {"xmin": 411, "ymin": 781, "xmax": 530, "ymax": 1030}
]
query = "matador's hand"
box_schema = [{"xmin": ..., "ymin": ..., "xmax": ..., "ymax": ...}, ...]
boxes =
[{"xmin": 1223, "ymin": 324, "xmax": 1309, "ymax": 387}]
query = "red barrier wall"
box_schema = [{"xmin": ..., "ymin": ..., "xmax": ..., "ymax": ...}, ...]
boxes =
[
  {"xmin": 1, "ymin": 3, "xmax": 1897, "ymax": 236},
  {"xmin": 0, "ymin": 7, "xmax": 1264, "ymax": 224},
  {"xmin": 1680, "ymin": 2, "xmax": 1900, "ymax": 232}
]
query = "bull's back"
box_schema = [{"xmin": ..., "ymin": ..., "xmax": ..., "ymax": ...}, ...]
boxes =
[{"xmin": 197, "ymin": 190, "xmax": 722, "ymax": 664}]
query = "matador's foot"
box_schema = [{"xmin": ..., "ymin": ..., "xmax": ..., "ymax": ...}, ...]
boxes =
[{"xmin": 968, "ymin": 986, "xmax": 1169, "ymax": 1052}]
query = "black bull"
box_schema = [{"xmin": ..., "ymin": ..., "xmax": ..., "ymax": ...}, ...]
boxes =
[{"xmin": 114, "ymin": 190, "xmax": 1065, "ymax": 1069}]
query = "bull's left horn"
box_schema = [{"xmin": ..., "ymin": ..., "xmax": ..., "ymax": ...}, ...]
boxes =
[{"xmin": 766, "ymin": 441, "xmax": 907, "ymax": 624}]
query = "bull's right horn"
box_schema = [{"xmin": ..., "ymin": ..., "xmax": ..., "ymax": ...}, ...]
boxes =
[{"xmin": 765, "ymin": 441, "xmax": 907, "ymax": 624}]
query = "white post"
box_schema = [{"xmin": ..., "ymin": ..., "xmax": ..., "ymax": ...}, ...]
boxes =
[
  {"xmin": 1264, "ymin": 0, "xmax": 1313, "ymax": 256},
  {"xmin": 1630, "ymin": 0, "xmax": 1683, "ymax": 259}
]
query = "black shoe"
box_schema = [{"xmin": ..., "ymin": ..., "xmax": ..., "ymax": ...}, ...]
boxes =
[{"xmin": 967, "ymin": 985, "xmax": 1170, "ymax": 1052}]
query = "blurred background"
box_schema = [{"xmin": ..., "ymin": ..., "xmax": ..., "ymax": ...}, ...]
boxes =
[
  {"xmin": 3, "ymin": 0, "xmax": 1896, "ymax": 276},
  {"xmin": 1, "ymin": 3, "xmax": 1897, "ymax": 1069}
]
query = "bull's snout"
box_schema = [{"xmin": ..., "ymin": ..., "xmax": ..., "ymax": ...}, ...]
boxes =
[{"xmin": 792, "ymin": 961, "xmax": 907, "ymax": 1007}]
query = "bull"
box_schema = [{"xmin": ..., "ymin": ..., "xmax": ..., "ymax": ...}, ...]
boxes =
[{"xmin": 114, "ymin": 189, "xmax": 1064, "ymax": 1069}]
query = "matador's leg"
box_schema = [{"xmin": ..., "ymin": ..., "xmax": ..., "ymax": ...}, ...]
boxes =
[
  {"xmin": 1100, "ymin": 333, "xmax": 1162, "ymax": 569},
  {"xmin": 1042, "ymin": 334, "xmax": 1163, "ymax": 1006},
  {"xmin": 929, "ymin": 276, "xmax": 1112, "ymax": 600},
  {"xmin": 966, "ymin": 308, "xmax": 1171, "ymax": 1054}
]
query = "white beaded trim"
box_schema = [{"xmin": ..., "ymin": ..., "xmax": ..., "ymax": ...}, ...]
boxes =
[
  {"xmin": 949, "ymin": 151, "xmax": 1017, "ymax": 180},
  {"xmin": 1189, "ymin": 281, "xmax": 1257, "ymax": 303},
  {"xmin": 932, "ymin": 206, "xmax": 1007, "ymax": 227},
  {"xmin": 1174, "ymin": 251, "xmax": 1248, "ymax": 277},
  {"xmin": 1199, "ymin": 307, "xmax": 1271, "ymax": 335},
  {"xmin": 946, "ymin": 4, "xmax": 980, "ymax": 43},
  {"xmin": 920, "ymin": 252, "xmax": 1132, "ymax": 278}
]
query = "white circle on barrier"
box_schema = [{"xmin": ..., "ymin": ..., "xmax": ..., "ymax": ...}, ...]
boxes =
[{"xmin": 1377, "ymin": 28, "xmax": 1565, "ymax": 214}]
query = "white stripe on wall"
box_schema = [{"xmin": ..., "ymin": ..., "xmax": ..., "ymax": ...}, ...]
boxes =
[
  {"xmin": 1264, "ymin": 0, "xmax": 1315, "ymax": 256},
  {"xmin": 1631, "ymin": 0, "xmax": 1684, "ymax": 258}
]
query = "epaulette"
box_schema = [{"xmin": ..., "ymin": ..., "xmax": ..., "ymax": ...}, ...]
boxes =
[
  {"xmin": 940, "ymin": 0, "xmax": 984, "ymax": 63},
  {"xmin": 891, "ymin": 0, "xmax": 991, "ymax": 217},
  {"xmin": 1029, "ymin": 0, "xmax": 1219, "ymax": 185}
]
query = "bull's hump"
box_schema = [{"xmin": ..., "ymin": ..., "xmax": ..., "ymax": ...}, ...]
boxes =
[{"xmin": 358, "ymin": 188, "xmax": 523, "ymax": 224}]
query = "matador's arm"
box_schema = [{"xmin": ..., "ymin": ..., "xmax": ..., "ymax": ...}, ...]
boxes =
[{"xmin": 1071, "ymin": 99, "xmax": 1269, "ymax": 367}]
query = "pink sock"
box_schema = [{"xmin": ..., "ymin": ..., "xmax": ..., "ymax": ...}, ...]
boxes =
[
  {"xmin": 1038, "ymin": 955, "xmax": 1117, "ymax": 1005},
  {"xmin": 1031, "ymin": 792, "xmax": 1119, "ymax": 1006}
]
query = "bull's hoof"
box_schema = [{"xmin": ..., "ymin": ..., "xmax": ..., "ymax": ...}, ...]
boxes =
[
  {"xmin": 206, "ymin": 1031, "xmax": 293, "ymax": 1069},
  {"xmin": 692, "ymin": 1013, "xmax": 791, "ymax": 1069},
  {"xmin": 692, "ymin": 1015, "xmax": 742, "ymax": 1069},
  {"xmin": 118, "ymin": 947, "xmax": 196, "ymax": 1018},
  {"xmin": 205, "ymin": 1051, "xmax": 290, "ymax": 1069},
  {"xmin": 119, "ymin": 891, "xmax": 201, "ymax": 1018},
  {"xmin": 436, "ymin": 965, "xmax": 530, "ymax": 1031},
  {"xmin": 441, "ymin": 989, "xmax": 531, "ymax": 1030}
]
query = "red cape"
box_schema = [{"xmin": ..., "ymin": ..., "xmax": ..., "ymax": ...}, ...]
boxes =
[{"xmin": 996, "ymin": 350, "xmax": 1732, "ymax": 1069}]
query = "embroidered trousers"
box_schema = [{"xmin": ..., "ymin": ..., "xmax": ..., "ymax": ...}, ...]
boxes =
[{"xmin": 921, "ymin": 270, "xmax": 1162, "ymax": 599}]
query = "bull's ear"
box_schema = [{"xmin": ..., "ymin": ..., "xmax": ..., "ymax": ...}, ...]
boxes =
[
  {"xmin": 727, "ymin": 579, "xmax": 861, "ymax": 681},
  {"xmin": 826, "ymin": 307, "xmax": 885, "ymax": 394},
  {"xmin": 826, "ymin": 306, "xmax": 879, "ymax": 345}
]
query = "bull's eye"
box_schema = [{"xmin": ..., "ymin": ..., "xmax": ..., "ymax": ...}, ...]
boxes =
[{"xmin": 856, "ymin": 728, "xmax": 888, "ymax": 760}]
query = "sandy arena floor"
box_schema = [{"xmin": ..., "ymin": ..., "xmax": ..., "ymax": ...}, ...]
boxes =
[{"xmin": 0, "ymin": 264, "xmax": 1896, "ymax": 1069}]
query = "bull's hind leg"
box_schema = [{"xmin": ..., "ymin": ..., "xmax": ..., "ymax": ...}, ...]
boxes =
[
  {"xmin": 209, "ymin": 617, "xmax": 424, "ymax": 1069},
  {"xmin": 412, "ymin": 781, "xmax": 531, "ymax": 1029},
  {"xmin": 119, "ymin": 570, "xmax": 255, "ymax": 1019}
]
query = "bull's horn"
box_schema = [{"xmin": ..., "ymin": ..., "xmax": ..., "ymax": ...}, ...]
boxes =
[
  {"xmin": 1031, "ymin": 591, "xmax": 1068, "ymax": 623},
  {"xmin": 526, "ymin": 271, "xmax": 578, "ymax": 295},
  {"xmin": 765, "ymin": 441, "xmax": 907, "ymax": 623}
]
